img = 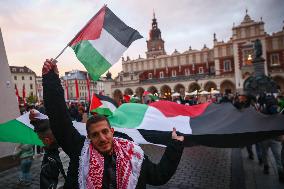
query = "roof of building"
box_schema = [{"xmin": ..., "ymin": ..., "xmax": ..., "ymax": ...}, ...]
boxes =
[{"xmin": 9, "ymin": 66, "xmax": 36, "ymax": 74}]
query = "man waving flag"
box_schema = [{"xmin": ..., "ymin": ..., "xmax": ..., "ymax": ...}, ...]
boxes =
[{"xmin": 69, "ymin": 5, "xmax": 142, "ymax": 81}]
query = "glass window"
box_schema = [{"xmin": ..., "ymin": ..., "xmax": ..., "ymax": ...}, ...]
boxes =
[
  {"xmin": 159, "ymin": 71, "xmax": 164, "ymax": 78},
  {"xmin": 30, "ymin": 84, "xmax": 33, "ymax": 89},
  {"xmin": 30, "ymin": 76, "xmax": 32, "ymax": 80},
  {"xmin": 209, "ymin": 66, "xmax": 215, "ymax": 74},
  {"xmin": 198, "ymin": 67, "xmax": 204, "ymax": 74},
  {"xmin": 185, "ymin": 69, "xmax": 190, "ymax": 76},
  {"xmin": 130, "ymin": 75, "xmax": 133, "ymax": 80},
  {"xmin": 22, "ymin": 76, "xmax": 25, "ymax": 80},
  {"xmin": 271, "ymin": 53, "xmax": 280, "ymax": 65},
  {"xmin": 14, "ymin": 76, "xmax": 17, "ymax": 80},
  {"xmin": 243, "ymin": 49, "xmax": 254, "ymax": 65},
  {"xmin": 171, "ymin": 70, "xmax": 176, "ymax": 77},
  {"xmin": 148, "ymin": 73, "xmax": 152, "ymax": 79},
  {"xmin": 223, "ymin": 60, "xmax": 232, "ymax": 72}
]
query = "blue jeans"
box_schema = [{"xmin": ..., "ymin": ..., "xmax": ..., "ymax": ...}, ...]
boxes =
[{"xmin": 20, "ymin": 158, "xmax": 33, "ymax": 182}]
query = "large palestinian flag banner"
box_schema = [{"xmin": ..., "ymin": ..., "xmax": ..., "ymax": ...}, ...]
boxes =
[{"xmin": 0, "ymin": 101, "xmax": 284, "ymax": 148}]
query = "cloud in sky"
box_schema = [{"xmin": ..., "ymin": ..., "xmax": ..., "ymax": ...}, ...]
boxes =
[{"xmin": 0, "ymin": 0, "xmax": 283, "ymax": 77}]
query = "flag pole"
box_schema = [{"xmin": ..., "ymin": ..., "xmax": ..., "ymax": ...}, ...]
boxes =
[{"xmin": 53, "ymin": 4, "xmax": 107, "ymax": 62}]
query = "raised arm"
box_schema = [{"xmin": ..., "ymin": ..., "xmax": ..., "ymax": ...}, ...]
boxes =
[{"xmin": 42, "ymin": 59, "xmax": 84, "ymax": 157}]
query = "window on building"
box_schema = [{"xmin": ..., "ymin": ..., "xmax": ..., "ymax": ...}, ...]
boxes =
[
  {"xmin": 159, "ymin": 71, "xmax": 164, "ymax": 78},
  {"xmin": 270, "ymin": 53, "xmax": 280, "ymax": 65},
  {"xmin": 22, "ymin": 76, "xmax": 25, "ymax": 80},
  {"xmin": 30, "ymin": 76, "xmax": 32, "ymax": 80},
  {"xmin": 243, "ymin": 48, "xmax": 254, "ymax": 65},
  {"xmin": 171, "ymin": 70, "xmax": 176, "ymax": 77},
  {"xmin": 120, "ymin": 76, "xmax": 123, "ymax": 82},
  {"xmin": 223, "ymin": 60, "xmax": 232, "ymax": 72},
  {"xmin": 12, "ymin": 68, "xmax": 16, "ymax": 72},
  {"xmin": 209, "ymin": 66, "xmax": 215, "ymax": 74},
  {"xmin": 130, "ymin": 74, "xmax": 133, "ymax": 80},
  {"xmin": 185, "ymin": 69, "xmax": 190, "ymax": 76},
  {"xmin": 198, "ymin": 67, "xmax": 204, "ymax": 74},
  {"xmin": 20, "ymin": 69, "xmax": 24, "ymax": 72},
  {"xmin": 30, "ymin": 84, "xmax": 33, "ymax": 89},
  {"xmin": 14, "ymin": 76, "xmax": 17, "ymax": 80},
  {"xmin": 148, "ymin": 73, "xmax": 152, "ymax": 79},
  {"xmin": 30, "ymin": 92, "xmax": 33, "ymax": 96}
]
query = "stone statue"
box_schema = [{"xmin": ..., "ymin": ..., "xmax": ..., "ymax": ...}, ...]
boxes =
[{"xmin": 254, "ymin": 39, "xmax": 262, "ymax": 59}]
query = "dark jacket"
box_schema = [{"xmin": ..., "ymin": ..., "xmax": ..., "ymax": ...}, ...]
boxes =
[
  {"xmin": 40, "ymin": 148, "xmax": 66, "ymax": 189},
  {"xmin": 43, "ymin": 72, "xmax": 184, "ymax": 189}
]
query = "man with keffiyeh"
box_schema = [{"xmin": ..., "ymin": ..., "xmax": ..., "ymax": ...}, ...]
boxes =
[{"xmin": 42, "ymin": 59, "xmax": 184, "ymax": 189}]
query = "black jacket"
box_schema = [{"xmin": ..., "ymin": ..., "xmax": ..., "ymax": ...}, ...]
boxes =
[
  {"xmin": 40, "ymin": 148, "xmax": 66, "ymax": 189},
  {"xmin": 43, "ymin": 72, "xmax": 184, "ymax": 189}
]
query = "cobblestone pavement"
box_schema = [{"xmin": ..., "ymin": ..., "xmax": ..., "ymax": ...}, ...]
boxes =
[
  {"xmin": 143, "ymin": 145, "xmax": 232, "ymax": 189},
  {"xmin": 0, "ymin": 145, "xmax": 232, "ymax": 189}
]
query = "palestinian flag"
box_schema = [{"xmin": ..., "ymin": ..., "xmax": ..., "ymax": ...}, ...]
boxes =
[
  {"xmin": 90, "ymin": 93, "xmax": 118, "ymax": 116},
  {"xmin": 109, "ymin": 101, "xmax": 284, "ymax": 147},
  {"xmin": 0, "ymin": 112, "xmax": 45, "ymax": 146},
  {"xmin": 1, "ymin": 102, "xmax": 284, "ymax": 148},
  {"xmin": 69, "ymin": 5, "xmax": 142, "ymax": 81}
]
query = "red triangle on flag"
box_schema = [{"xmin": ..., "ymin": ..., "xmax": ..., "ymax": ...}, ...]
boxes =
[{"xmin": 90, "ymin": 93, "xmax": 103, "ymax": 112}]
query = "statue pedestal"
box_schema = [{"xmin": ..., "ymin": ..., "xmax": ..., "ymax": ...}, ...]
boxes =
[{"xmin": 253, "ymin": 57, "xmax": 265, "ymax": 77}]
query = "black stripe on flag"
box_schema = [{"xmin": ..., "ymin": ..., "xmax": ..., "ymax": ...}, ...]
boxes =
[
  {"xmin": 103, "ymin": 7, "xmax": 143, "ymax": 47},
  {"xmin": 95, "ymin": 94, "xmax": 118, "ymax": 107}
]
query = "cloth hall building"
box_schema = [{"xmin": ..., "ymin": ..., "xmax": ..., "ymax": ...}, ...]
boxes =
[{"xmin": 109, "ymin": 11, "xmax": 284, "ymax": 101}]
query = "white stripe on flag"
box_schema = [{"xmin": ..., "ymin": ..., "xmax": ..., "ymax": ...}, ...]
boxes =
[
  {"xmin": 89, "ymin": 28, "xmax": 127, "ymax": 65},
  {"xmin": 138, "ymin": 106, "xmax": 192, "ymax": 134},
  {"xmin": 100, "ymin": 100, "xmax": 117, "ymax": 112}
]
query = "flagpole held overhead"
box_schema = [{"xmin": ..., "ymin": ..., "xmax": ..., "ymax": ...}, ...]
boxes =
[{"xmin": 53, "ymin": 5, "xmax": 108, "ymax": 62}]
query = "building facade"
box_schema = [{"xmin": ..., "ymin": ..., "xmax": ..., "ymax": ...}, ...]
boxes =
[
  {"xmin": 36, "ymin": 76, "xmax": 43, "ymax": 102},
  {"xmin": 111, "ymin": 11, "xmax": 284, "ymax": 101},
  {"xmin": 10, "ymin": 66, "xmax": 37, "ymax": 102},
  {"xmin": 60, "ymin": 70, "xmax": 113, "ymax": 102}
]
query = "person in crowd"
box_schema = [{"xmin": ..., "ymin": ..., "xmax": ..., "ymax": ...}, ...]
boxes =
[
  {"xmin": 42, "ymin": 59, "xmax": 185, "ymax": 189},
  {"xmin": 37, "ymin": 100, "xmax": 46, "ymax": 114},
  {"xmin": 257, "ymin": 94, "xmax": 284, "ymax": 182},
  {"xmin": 13, "ymin": 144, "xmax": 34, "ymax": 186},
  {"xmin": 277, "ymin": 95, "xmax": 284, "ymax": 114},
  {"xmin": 29, "ymin": 109, "xmax": 66, "ymax": 189}
]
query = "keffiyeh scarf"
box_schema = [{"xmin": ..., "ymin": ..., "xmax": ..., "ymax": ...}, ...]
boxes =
[{"xmin": 79, "ymin": 137, "xmax": 144, "ymax": 189}]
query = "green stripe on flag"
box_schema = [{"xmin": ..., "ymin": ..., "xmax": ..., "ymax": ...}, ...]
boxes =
[
  {"xmin": 0, "ymin": 120, "xmax": 43, "ymax": 146},
  {"xmin": 72, "ymin": 40, "xmax": 111, "ymax": 81},
  {"xmin": 108, "ymin": 103, "xmax": 148, "ymax": 129},
  {"xmin": 91, "ymin": 107, "xmax": 113, "ymax": 116}
]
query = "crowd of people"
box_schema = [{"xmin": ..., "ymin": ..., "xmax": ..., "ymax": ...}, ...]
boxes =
[{"xmin": 13, "ymin": 59, "xmax": 284, "ymax": 187}]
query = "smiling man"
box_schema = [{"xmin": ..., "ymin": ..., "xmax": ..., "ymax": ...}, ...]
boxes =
[{"xmin": 42, "ymin": 59, "xmax": 184, "ymax": 189}]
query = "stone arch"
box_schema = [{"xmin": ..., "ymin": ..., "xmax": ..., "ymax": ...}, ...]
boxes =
[
  {"xmin": 272, "ymin": 75, "xmax": 284, "ymax": 93},
  {"xmin": 160, "ymin": 85, "xmax": 172, "ymax": 100},
  {"xmin": 174, "ymin": 84, "xmax": 185, "ymax": 94},
  {"xmin": 113, "ymin": 89, "xmax": 123, "ymax": 104},
  {"xmin": 220, "ymin": 80, "xmax": 235, "ymax": 94},
  {"xmin": 203, "ymin": 81, "xmax": 217, "ymax": 92},
  {"xmin": 147, "ymin": 86, "xmax": 158, "ymax": 95},
  {"xmin": 188, "ymin": 82, "xmax": 201, "ymax": 92},
  {"xmin": 135, "ymin": 87, "xmax": 145, "ymax": 98},
  {"xmin": 124, "ymin": 88, "xmax": 133, "ymax": 95}
]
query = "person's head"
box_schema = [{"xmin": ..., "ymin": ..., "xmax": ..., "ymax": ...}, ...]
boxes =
[
  {"xmin": 86, "ymin": 115, "xmax": 114, "ymax": 155},
  {"xmin": 31, "ymin": 119, "xmax": 57, "ymax": 148}
]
